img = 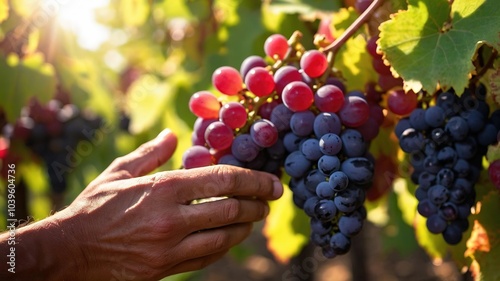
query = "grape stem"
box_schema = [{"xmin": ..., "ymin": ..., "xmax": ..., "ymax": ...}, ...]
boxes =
[
  {"xmin": 322, "ymin": 0, "xmax": 385, "ymax": 54},
  {"xmin": 470, "ymin": 48, "xmax": 498, "ymax": 85}
]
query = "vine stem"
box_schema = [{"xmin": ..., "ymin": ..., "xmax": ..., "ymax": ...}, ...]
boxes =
[
  {"xmin": 322, "ymin": 0, "xmax": 385, "ymax": 55},
  {"xmin": 470, "ymin": 48, "xmax": 498, "ymax": 85}
]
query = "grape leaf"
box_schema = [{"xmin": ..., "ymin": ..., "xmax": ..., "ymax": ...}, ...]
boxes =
[
  {"xmin": 263, "ymin": 181, "xmax": 309, "ymax": 264},
  {"xmin": 0, "ymin": 0, "xmax": 8, "ymax": 23},
  {"xmin": 486, "ymin": 65, "xmax": 500, "ymax": 107},
  {"xmin": 378, "ymin": 0, "xmax": 500, "ymax": 94},
  {"xmin": 331, "ymin": 8, "xmax": 377, "ymax": 92},
  {"xmin": 0, "ymin": 52, "xmax": 56, "ymax": 122}
]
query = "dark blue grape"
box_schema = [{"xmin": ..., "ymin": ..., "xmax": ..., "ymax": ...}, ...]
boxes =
[
  {"xmin": 399, "ymin": 128, "xmax": 425, "ymax": 153},
  {"xmin": 437, "ymin": 146, "xmax": 457, "ymax": 166},
  {"xmin": 334, "ymin": 188, "xmax": 363, "ymax": 213},
  {"xmin": 415, "ymin": 187, "xmax": 428, "ymax": 201},
  {"xmin": 454, "ymin": 137, "xmax": 477, "ymax": 159},
  {"xmin": 290, "ymin": 110, "xmax": 315, "ymax": 137},
  {"xmin": 427, "ymin": 184, "xmax": 449, "ymax": 205},
  {"xmin": 303, "ymin": 196, "xmax": 320, "ymax": 217},
  {"xmin": 330, "ymin": 233, "xmax": 351, "ymax": 255},
  {"xmin": 304, "ymin": 169, "xmax": 326, "ymax": 193},
  {"xmin": 313, "ymin": 112, "xmax": 342, "ymax": 138},
  {"xmin": 340, "ymin": 129, "xmax": 366, "ymax": 157},
  {"xmin": 461, "ymin": 109, "xmax": 485, "ymax": 133},
  {"xmin": 409, "ymin": 108, "xmax": 429, "ymax": 131},
  {"xmin": 328, "ymin": 171, "xmax": 349, "ymax": 192},
  {"xmin": 442, "ymin": 223, "xmax": 463, "ymax": 245},
  {"xmin": 270, "ymin": 104, "xmax": 293, "ymax": 132},
  {"xmin": 318, "ymin": 155, "xmax": 341, "ymax": 176},
  {"xmin": 426, "ymin": 214, "xmax": 447, "ymax": 234},
  {"xmin": 418, "ymin": 172, "xmax": 436, "ymax": 190},
  {"xmin": 283, "ymin": 132, "xmax": 304, "ymax": 153},
  {"xmin": 477, "ymin": 123, "xmax": 498, "ymax": 146},
  {"xmin": 316, "ymin": 181, "xmax": 335, "ymax": 199},
  {"xmin": 310, "ymin": 218, "xmax": 333, "ymax": 236},
  {"xmin": 436, "ymin": 168, "xmax": 455, "ymax": 188},
  {"xmin": 445, "ymin": 116, "xmax": 469, "ymax": 141},
  {"xmin": 423, "ymin": 155, "xmax": 442, "ymax": 174},
  {"xmin": 319, "ymin": 133, "xmax": 342, "ymax": 156},
  {"xmin": 311, "ymin": 233, "xmax": 331, "ymax": 247},
  {"xmin": 284, "ymin": 151, "xmax": 311, "ymax": 178},
  {"xmin": 338, "ymin": 214, "xmax": 363, "ymax": 237},
  {"xmin": 431, "ymin": 128, "xmax": 450, "ymax": 145},
  {"xmin": 340, "ymin": 157, "xmax": 374, "ymax": 185},
  {"xmin": 425, "ymin": 106, "xmax": 446, "ymax": 127},
  {"xmin": 218, "ymin": 154, "xmax": 245, "ymax": 167},
  {"xmin": 267, "ymin": 139, "xmax": 286, "ymax": 160},
  {"xmin": 315, "ymin": 199, "xmax": 338, "ymax": 221},
  {"xmin": 439, "ymin": 202, "xmax": 458, "ymax": 221},
  {"xmin": 417, "ymin": 199, "xmax": 438, "ymax": 217},
  {"xmin": 395, "ymin": 118, "xmax": 411, "ymax": 138},
  {"xmin": 301, "ymin": 138, "xmax": 323, "ymax": 161},
  {"xmin": 436, "ymin": 91, "xmax": 458, "ymax": 117}
]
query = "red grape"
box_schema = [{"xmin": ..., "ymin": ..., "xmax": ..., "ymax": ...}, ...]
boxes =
[
  {"xmin": 282, "ymin": 81, "xmax": 314, "ymax": 112},
  {"xmin": 219, "ymin": 102, "xmax": 247, "ymax": 129},
  {"xmin": 189, "ymin": 91, "xmax": 221, "ymax": 119},
  {"xmin": 182, "ymin": 145, "xmax": 213, "ymax": 169},
  {"xmin": 212, "ymin": 66, "xmax": 243, "ymax": 96},
  {"xmin": 387, "ymin": 89, "xmax": 418, "ymax": 116},
  {"xmin": 314, "ymin": 85, "xmax": 345, "ymax": 113},
  {"xmin": 204, "ymin": 121, "xmax": 234, "ymax": 151},
  {"xmin": 274, "ymin": 66, "xmax": 302, "ymax": 95},
  {"xmin": 338, "ymin": 96, "xmax": 370, "ymax": 127},
  {"xmin": 264, "ymin": 34, "xmax": 289, "ymax": 60},
  {"xmin": 250, "ymin": 119, "xmax": 278, "ymax": 148},
  {"xmin": 245, "ymin": 67, "xmax": 275, "ymax": 97},
  {"xmin": 300, "ymin": 50, "xmax": 328, "ymax": 78}
]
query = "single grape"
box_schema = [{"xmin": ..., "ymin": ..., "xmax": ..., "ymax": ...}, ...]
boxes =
[
  {"xmin": 290, "ymin": 110, "xmax": 315, "ymax": 137},
  {"xmin": 245, "ymin": 66, "xmax": 275, "ymax": 97},
  {"xmin": 319, "ymin": 133, "xmax": 342, "ymax": 156},
  {"xmin": 341, "ymin": 157, "xmax": 374, "ymax": 185},
  {"xmin": 340, "ymin": 129, "xmax": 366, "ymax": 157},
  {"xmin": 314, "ymin": 85, "xmax": 345, "ymax": 113},
  {"xmin": 387, "ymin": 89, "xmax": 417, "ymax": 116},
  {"xmin": 231, "ymin": 134, "xmax": 260, "ymax": 162},
  {"xmin": 338, "ymin": 96, "xmax": 370, "ymax": 127},
  {"xmin": 219, "ymin": 102, "xmax": 247, "ymax": 129},
  {"xmin": 250, "ymin": 119, "xmax": 278, "ymax": 148},
  {"xmin": 328, "ymin": 171, "xmax": 349, "ymax": 192},
  {"xmin": 282, "ymin": 81, "xmax": 314, "ymax": 112},
  {"xmin": 270, "ymin": 104, "xmax": 294, "ymax": 132},
  {"xmin": 300, "ymin": 50, "xmax": 328, "ymax": 78},
  {"xmin": 338, "ymin": 213, "xmax": 363, "ymax": 237},
  {"xmin": 189, "ymin": 91, "xmax": 220, "ymax": 119},
  {"xmin": 316, "ymin": 181, "xmax": 335, "ymax": 199},
  {"xmin": 313, "ymin": 112, "xmax": 342, "ymax": 137},
  {"xmin": 212, "ymin": 66, "xmax": 243, "ymax": 96},
  {"xmin": 264, "ymin": 34, "xmax": 289, "ymax": 60},
  {"xmin": 284, "ymin": 150, "xmax": 312, "ymax": 178},
  {"xmin": 301, "ymin": 138, "xmax": 323, "ymax": 161},
  {"xmin": 182, "ymin": 145, "xmax": 213, "ymax": 169},
  {"xmin": 318, "ymin": 155, "xmax": 341, "ymax": 176},
  {"xmin": 204, "ymin": 121, "xmax": 234, "ymax": 150}
]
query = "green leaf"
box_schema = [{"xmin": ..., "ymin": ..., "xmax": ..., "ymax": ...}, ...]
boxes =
[
  {"xmin": 331, "ymin": 8, "xmax": 377, "ymax": 91},
  {"xmin": 263, "ymin": 180, "xmax": 309, "ymax": 263},
  {"xmin": 267, "ymin": 0, "xmax": 342, "ymax": 15},
  {"xmin": 379, "ymin": 0, "xmax": 500, "ymax": 93},
  {"xmin": 0, "ymin": 53, "xmax": 56, "ymax": 122},
  {"xmin": 0, "ymin": 0, "xmax": 8, "ymax": 23},
  {"xmin": 126, "ymin": 74, "xmax": 173, "ymax": 134}
]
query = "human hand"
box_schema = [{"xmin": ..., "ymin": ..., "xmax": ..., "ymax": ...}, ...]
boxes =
[{"xmin": 51, "ymin": 129, "xmax": 284, "ymax": 280}]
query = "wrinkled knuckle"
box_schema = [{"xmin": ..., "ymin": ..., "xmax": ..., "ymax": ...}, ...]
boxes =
[
  {"xmin": 222, "ymin": 199, "xmax": 241, "ymax": 223},
  {"xmin": 110, "ymin": 156, "xmax": 127, "ymax": 170},
  {"xmin": 212, "ymin": 165, "xmax": 238, "ymax": 193},
  {"xmin": 212, "ymin": 232, "xmax": 230, "ymax": 251}
]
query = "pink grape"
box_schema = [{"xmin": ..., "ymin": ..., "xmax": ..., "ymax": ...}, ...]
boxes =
[
  {"xmin": 357, "ymin": 118, "xmax": 379, "ymax": 141},
  {"xmin": 338, "ymin": 96, "xmax": 370, "ymax": 127},
  {"xmin": 387, "ymin": 89, "xmax": 418, "ymax": 116},
  {"xmin": 204, "ymin": 121, "xmax": 234, "ymax": 150},
  {"xmin": 250, "ymin": 119, "xmax": 278, "ymax": 148},
  {"xmin": 378, "ymin": 74, "xmax": 403, "ymax": 91},
  {"xmin": 189, "ymin": 91, "xmax": 220, "ymax": 119},
  {"xmin": 314, "ymin": 85, "xmax": 345, "ymax": 113},
  {"xmin": 366, "ymin": 36, "xmax": 381, "ymax": 58},
  {"xmin": 182, "ymin": 145, "xmax": 213, "ymax": 169},
  {"xmin": 300, "ymin": 50, "xmax": 328, "ymax": 78},
  {"xmin": 370, "ymin": 104, "xmax": 385, "ymax": 126},
  {"xmin": 264, "ymin": 34, "xmax": 289, "ymax": 60},
  {"xmin": 212, "ymin": 66, "xmax": 243, "ymax": 96},
  {"xmin": 282, "ymin": 81, "xmax": 314, "ymax": 112},
  {"xmin": 245, "ymin": 66, "xmax": 275, "ymax": 97},
  {"xmin": 372, "ymin": 58, "xmax": 392, "ymax": 75},
  {"xmin": 219, "ymin": 102, "xmax": 247, "ymax": 129}
]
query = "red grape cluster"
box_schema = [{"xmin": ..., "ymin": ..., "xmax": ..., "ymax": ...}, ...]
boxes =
[{"xmin": 183, "ymin": 32, "xmax": 385, "ymax": 258}]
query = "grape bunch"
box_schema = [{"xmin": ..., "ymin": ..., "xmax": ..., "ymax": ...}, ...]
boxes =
[
  {"xmin": 394, "ymin": 86, "xmax": 500, "ymax": 244},
  {"xmin": 4, "ymin": 98, "xmax": 102, "ymax": 194},
  {"xmin": 182, "ymin": 32, "xmax": 383, "ymax": 258}
]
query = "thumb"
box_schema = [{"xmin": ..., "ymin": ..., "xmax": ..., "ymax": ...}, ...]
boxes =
[{"xmin": 108, "ymin": 128, "xmax": 178, "ymax": 177}]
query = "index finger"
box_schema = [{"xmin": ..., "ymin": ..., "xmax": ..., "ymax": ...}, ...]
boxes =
[{"xmin": 155, "ymin": 165, "xmax": 284, "ymax": 203}]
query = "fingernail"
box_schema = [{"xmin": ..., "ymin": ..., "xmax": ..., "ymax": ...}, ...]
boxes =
[
  {"xmin": 156, "ymin": 128, "xmax": 172, "ymax": 140},
  {"xmin": 272, "ymin": 177, "xmax": 284, "ymax": 198}
]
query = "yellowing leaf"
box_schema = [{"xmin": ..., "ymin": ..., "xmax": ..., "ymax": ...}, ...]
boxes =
[
  {"xmin": 263, "ymin": 184, "xmax": 309, "ymax": 264},
  {"xmin": 379, "ymin": 0, "xmax": 500, "ymax": 93},
  {"xmin": 331, "ymin": 8, "xmax": 377, "ymax": 91}
]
